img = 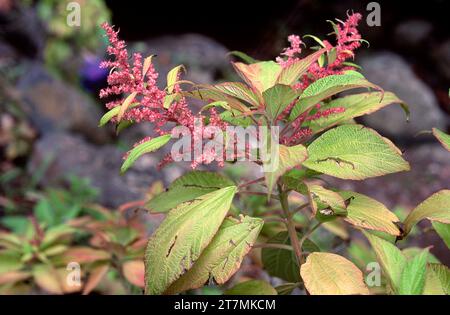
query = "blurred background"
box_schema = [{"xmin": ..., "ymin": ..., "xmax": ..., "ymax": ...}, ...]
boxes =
[{"xmin": 0, "ymin": 0, "xmax": 449, "ymax": 294}]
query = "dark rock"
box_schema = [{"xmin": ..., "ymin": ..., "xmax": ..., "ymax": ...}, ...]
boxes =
[
  {"xmin": 28, "ymin": 132, "xmax": 185, "ymax": 208},
  {"xmin": 16, "ymin": 62, "xmax": 109, "ymax": 144},
  {"xmin": 359, "ymin": 52, "xmax": 446, "ymax": 137},
  {"xmin": 133, "ymin": 34, "xmax": 230, "ymax": 85},
  {"xmin": 394, "ymin": 19, "xmax": 432, "ymax": 48},
  {"xmin": 433, "ymin": 39, "xmax": 450, "ymax": 80}
]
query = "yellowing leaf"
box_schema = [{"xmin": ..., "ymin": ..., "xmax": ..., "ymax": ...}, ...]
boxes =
[
  {"xmin": 32, "ymin": 265, "xmax": 63, "ymax": 294},
  {"xmin": 303, "ymin": 125, "xmax": 410, "ymax": 180},
  {"xmin": 212, "ymin": 82, "xmax": 261, "ymax": 107},
  {"xmin": 98, "ymin": 103, "xmax": 140, "ymax": 127},
  {"xmin": 305, "ymin": 183, "xmax": 346, "ymax": 217},
  {"xmin": 233, "ymin": 61, "xmax": 282, "ymax": 93},
  {"xmin": 145, "ymin": 186, "xmax": 237, "ymax": 295},
  {"xmin": 423, "ymin": 263, "xmax": 450, "ymax": 295},
  {"xmin": 0, "ymin": 270, "xmax": 31, "ymax": 286},
  {"xmin": 121, "ymin": 134, "xmax": 171, "ymax": 174},
  {"xmin": 432, "ymin": 128, "xmax": 450, "ymax": 151},
  {"xmin": 123, "ymin": 260, "xmax": 145, "ymax": 288},
  {"xmin": 403, "ymin": 190, "xmax": 450, "ymax": 235},
  {"xmin": 300, "ymin": 252, "xmax": 369, "ymax": 295},
  {"xmin": 339, "ymin": 191, "xmax": 401, "ymax": 236},
  {"xmin": 277, "ymin": 49, "xmax": 326, "ymax": 85},
  {"xmin": 363, "ymin": 232, "xmax": 406, "ymax": 293},
  {"xmin": 142, "ymin": 55, "xmax": 155, "ymax": 77},
  {"xmin": 166, "ymin": 65, "xmax": 185, "ymax": 94},
  {"xmin": 165, "ymin": 215, "xmax": 263, "ymax": 294},
  {"xmin": 117, "ymin": 92, "xmax": 138, "ymax": 121},
  {"xmin": 264, "ymin": 144, "xmax": 308, "ymax": 196}
]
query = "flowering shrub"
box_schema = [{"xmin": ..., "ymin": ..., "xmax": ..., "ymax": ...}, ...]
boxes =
[{"xmin": 98, "ymin": 12, "xmax": 450, "ymax": 295}]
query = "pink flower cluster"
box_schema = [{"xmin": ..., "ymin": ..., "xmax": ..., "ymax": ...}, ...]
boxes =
[
  {"xmin": 278, "ymin": 12, "xmax": 363, "ymax": 89},
  {"xmin": 99, "ymin": 23, "xmax": 228, "ymax": 169},
  {"xmin": 277, "ymin": 12, "xmax": 363, "ymax": 145}
]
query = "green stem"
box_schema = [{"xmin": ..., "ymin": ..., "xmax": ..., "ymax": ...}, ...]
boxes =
[
  {"xmin": 298, "ymin": 221, "xmax": 322, "ymax": 264},
  {"xmin": 278, "ymin": 184, "xmax": 303, "ymax": 266}
]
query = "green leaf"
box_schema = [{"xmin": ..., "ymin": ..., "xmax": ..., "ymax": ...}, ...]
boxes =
[
  {"xmin": 403, "ymin": 190, "xmax": 450, "ymax": 235},
  {"xmin": 165, "ymin": 215, "xmax": 263, "ymax": 294},
  {"xmin": 121, "ymin": 134, "xmax": 171, "ymax": 174},
  {"xmin": 146, "ymin": 171, "xmax": 235, "ymax": 213},
  {"xmin": 423, "ymin": 263, "xmax": 450, "ymax": 295},
  {"xmin": 303, "ymin": 92, "xmax": 407, "ymax": 134},
  {"xmin": 276, "ymin": 49, "xmax": 326, "ymax": 86},
  {"xmin": 264, "ymin": 144, "xmax": 308, "ymax": 197},
  {"xmin": 305, "ymin": 183, "xmax": 347, "ymax": 218},
  {"xmin": 224, "ymin": 280, "xmax": 277, "ymax": 295},
  {"xmin": 432, "ymin": 128, "xmax": 450, "ymax": 152},
  {"xmin": 339, "ymin": 191, "xmax": 401, "ymax": 236},
  {"xmin": 166, "ymin": 65, "xmax": 185, "ymax": 94},
  {"xmin": 399, "ymin": 249, "xmax": 429, "ymax": 295},
  {"xmin": 187, "ymin": 87, "xmax": 250, "ymax": 113},
  {"xmin": 212, "ymin": 82, "xmax": 261, "ymax": 107},
  {"xmin": 0, "ymin": 250, "xmax": 23, "ymax": 274},
  {"xmin": 228, "ymin": 51, "xmax": 259, "ymax": 64},
  {"xmin": 303, "ymin": 35, "xmax": 326, "ymax": 48},
  {"xmin": 262, "ymin": 231, "xmax": 319, "ymax": 283},
  {"xmin": 363, "ymin": 232, "xmax": 406, "ymax": 293},
  {"xmin": 289, "ymin": 73, "xmax": 382, "ymax": 121},
  {"xmin": 432, "ymin": 222, "xmax": 450, "ymax": 248},
  {"xmin": 233, "ymin": 61, "xmax": 282, "ymax": 93},
  {"xmin": 300, "ymin": 252, "xmax": 369, "ymax": 295},
  {"xmin": 303, "ymin": 124, "xmax": 410, "ymax": 180},
  {"xmin": 263, "ymin": 84, "xmax": 299, "ymax": 121},
  {"xmin": 220, "ymin": 110, "xmax": 253, "ymax": 127},
  {"xmin": 98, "ymin": 103, "xmax": 139, "ymax": 127},
  {"xmin": 275, "ymin": 283, "xmax": 298, "ymax": 295},
  {"xmin": 201, "ymin": 101, "xmax": 230, "ymax": 112},
  {"xmin": 144, "ymin": 186, "xmax": 237, "ymax": 295}
]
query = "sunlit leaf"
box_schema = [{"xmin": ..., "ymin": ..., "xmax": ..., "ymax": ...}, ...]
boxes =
[
  {"xmin": 166, "ymin": 65, "xmax": 185, "ymax": 94},
  {"xmin": 423, "ymin": 263, "xmax": 450, "ymax": 295},
  {"xmin": 399, "ymin": 249, "xmax": 429, "ymax": 295},
  {"xmin": 276, "ymin": 49, "xmax": 326, "ymax": 86},
  {"xmin": 233, "ymin": 61, "xmax": 282, "ymax": 94},
  {"xmin": 145, "ymin": 186, "xmax": 237, "ymax": 295},
  {"xmin": 363, "ymin": 232, "xmax": 406, "ymax": 293},
  {"xmin": 403, "ymin": 190, "xmax": 450, "ymax": 235},
  {"xmin": 303, "ymin": 125, "xmax": 410, "ymax": 180},
  {"xmin": 146, "ymin": 171, "xmax": 235, "ymax": 213},
  {"xmin": 121, "ymin": 134, "xmax": 171, "ymax": 174},
  {"xmin": 432, "ymin": 128, "xmax": 450, "ymax": 152},
  {"xmin": 300, "ymin": 252, "xmax": 369, "ymax": 295},
  {"xmin": 263, "ymin": 84, "xmax": 299, "ymax": 121},
  {"xmin": 165, "ymin": 215, "xmax": 263, "ymax": 294}
]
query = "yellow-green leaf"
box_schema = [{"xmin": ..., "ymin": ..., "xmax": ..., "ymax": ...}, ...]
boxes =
[
  {"xmin": 263, "ymin": 84, "xmax": 299, "ymax": 121},
  {"xmin": 98, "ymin": 103, "xmax": 139, "ymax": 127},
  {"xmin": 363, "ymin": 232, "xmax": 406, "ymax": 293},
  {"xmin": 289, "ymin": 73, "xmax": 382, "ymax": 121},
  {"xmin": 121, "ymin": 134, "xmax": 171, "ymax": 174},
  {"xmin": 303, "ymin": 125, "xmax": 410, "ymax": 180},
  {"xmin": 145, "ymin": 186, "xmax": 237, "ymax": 295},
  {"xmin": 277, "ymin": 49, "xmax": 326, "ymax": 86},
  {"xmin": 423, "ymin": 263, "xmax": 450, "ymax": 295},
  {"xmin": 264, "ymin": 144, "xmax": 308, "ymax": 196},
  {"xmin": 166, "ymin": 65, "xmax": 185, "ymax": 94},
  {"xmin": 300, "ymin": 252, "xmax": 369, "ymax": 295},
  {"xmin": 339, "ymin": 191, "xmax": 401, "ymax": 236},
  {"xmin": 399, "ymin": 249, "xmax": 429, "ymax": 295},
  {"xmin": 233, "ymin": 61, "xmax": 282, "ymax": 94},
  {"xmin": 117, "ymin": 92, "xmax": 138, "ymax": 121},
  {"xmin": 403, "ymin": 190, "xmax": 450, "ymax": 235},
  {"xmin": 165, "ymin": 215, "xmax": 263, "ymax": 294},
  {"xmin": 432, "ymin": 128, "xmax": 450, "ymax": 151}
]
